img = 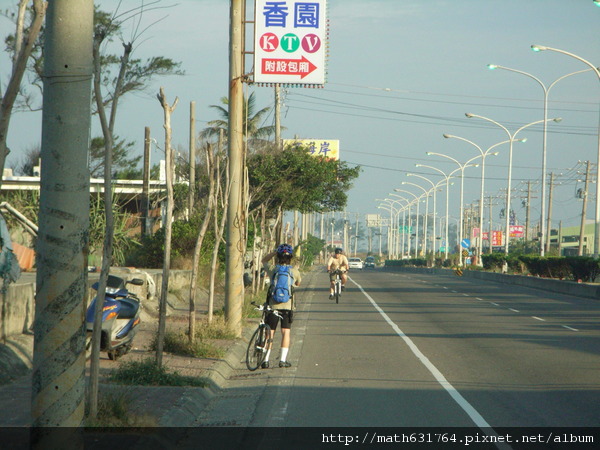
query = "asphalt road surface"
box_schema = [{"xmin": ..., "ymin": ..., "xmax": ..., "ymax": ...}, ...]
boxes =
[{"xmin": 186, "ymin": 268, "xmax": 600, "ymax": 448}]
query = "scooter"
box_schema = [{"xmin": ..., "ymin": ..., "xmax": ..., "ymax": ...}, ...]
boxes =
[{"xmin": 85, "ymin": 274, "xmax": 144, "ymax": 361}]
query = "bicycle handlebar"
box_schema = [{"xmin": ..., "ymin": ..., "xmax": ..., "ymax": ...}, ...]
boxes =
[{"xmin": 250, "ymin": 301, "xmax": 284, "ymax": 318}]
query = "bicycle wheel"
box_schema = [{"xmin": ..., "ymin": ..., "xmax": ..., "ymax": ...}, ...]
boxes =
[
  {"xmin": 335, "ymin": 280, "xmax": 340, "ymax": 304},
  {"xmin": 246, "ymin": 324, "xmax": 270, "ymax": 371}
]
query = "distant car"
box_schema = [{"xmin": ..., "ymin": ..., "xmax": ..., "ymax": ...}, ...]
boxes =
[
  {"xmin": 348, "ymin": 257, "xmax": 363, "ymax": 270},
  {"xmin": 364, "ymin": 256, "xmax": 375, "ymax": 268}
]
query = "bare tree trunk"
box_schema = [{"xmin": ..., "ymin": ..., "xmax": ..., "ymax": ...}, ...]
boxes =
[
  {"xmin": 188, "ymin": 144, "xmax": 215, "ymax": 342},
  {"xmin": 31, "ymin": 0, "xmax": 92, "ymax": 445},
  {"xmin": 0, "ymin": 0, "xmax": 47, "ymax": 188},
  {"xmin": 208, "ymin": 132, "xmax": 228, "ymax": 324},
  {"xmin": 188, "ymin": 101, "xmax": 196, "ymax": 218},
  {"xmin": 87, "ymin": 30, "xmax": 134, "ymax": 418},
  {"xmin": 155, "ymin": 88, "xmax": 178, "ymax": 366}
]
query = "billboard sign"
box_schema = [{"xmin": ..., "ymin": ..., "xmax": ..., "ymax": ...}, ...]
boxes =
[
  {"xmin": 491, "ymin": 230, "xmax": 503, "ymax": 247},
  {"xmin": 254, "ymin": 0, "xmax": 328, "ymax": 85},
  {"xmin": 283, "ymin": 139, "xmax": 339, "ymax": 160},
  {"xmin": 510, "ymin": 225, "xmax": 524, "ymax": 238}
]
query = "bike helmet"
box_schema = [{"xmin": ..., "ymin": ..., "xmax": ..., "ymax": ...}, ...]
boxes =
[
  {"xmin": 335, "ymin": 248, "xmax": 343, "ymax": 254},
  {"xmin": 277, "ymin": 244, "xmax": 293, "ymax": 256}
]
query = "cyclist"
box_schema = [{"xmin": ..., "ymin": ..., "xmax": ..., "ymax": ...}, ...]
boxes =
[
  {"xmin": 327, "ymin": 248, "xmax": 349, "ymax": 300},
  {"xmin": 260, "ymin": 244, "xmax": 302, "ymax": 369}
]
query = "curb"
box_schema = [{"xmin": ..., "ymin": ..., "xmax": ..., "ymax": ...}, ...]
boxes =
[{"xmin": 158, "ymin": 324, "xmax": 254, "ymax": 427}]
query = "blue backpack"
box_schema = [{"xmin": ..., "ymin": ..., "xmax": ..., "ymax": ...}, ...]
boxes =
[{"xmin": 269, "ymin": 265, "xmax": 294, "ymax": 304}]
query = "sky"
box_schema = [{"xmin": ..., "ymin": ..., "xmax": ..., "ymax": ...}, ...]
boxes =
[{"xmin": 2, "ymin": 0, "xmax": 600, "ymax": 238}]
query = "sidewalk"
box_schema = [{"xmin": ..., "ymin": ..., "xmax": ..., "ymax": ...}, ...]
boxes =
[{"xmin": 0, "ymin": 314, "xmax": 254, "ymax": 428}]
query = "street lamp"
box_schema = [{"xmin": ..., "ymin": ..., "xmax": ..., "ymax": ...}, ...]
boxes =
[
  {"xmin": 415, "ymin": 164, "xmax": 460, "ymax": 260},
  {"xmin": 406, "ymin": 173, "xmax": 445, "ymax": 256},
  {"xmin": 391, "ymin": 191, "xmax": 420, "ymax": 258},
  {"xmin": 426, "ymin": 152, "xmax": 479, "ymax": 265},
  {"xmin": 487, "ymin": 63, "xmax": 591, "ymax": 256},
  {"xmin": 377, "ymin": 197, "xmax": 408, "ymax": 258},
  {"xmin": 465, "ymin": 113, "xmax": 562, "ymax": 254},
  {"xmin": 443, "ymin": 134, "xmax": 520, "ymax": 262},
  {"xmin": 400, "ymin": 182, "xmax": 431, "ymax": 256},
  {"xmin": 531, "ymin": 44, "xmax": 600, "ymax": 257}
]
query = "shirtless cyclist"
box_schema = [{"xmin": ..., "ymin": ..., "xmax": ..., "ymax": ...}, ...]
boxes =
[{"xmin": 326, "ymin": 248, "xmax": 349, "ymax": 300}]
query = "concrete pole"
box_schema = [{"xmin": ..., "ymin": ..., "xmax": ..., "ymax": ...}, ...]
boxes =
[
  {"xmin": 579, "ymin": 162, "xmax": 590, "ymax": 256},
  {"xmin": 142, "ymin": 127, "xmax": 151, "ymax": 236},
  {"xmin": 225, "ymin": 0, "xmax": 245, "ymax": 337},
  {"xmin": 545, "ymin": 172, "xmax": 555, "ymax": 254},
  {"xmin": 525, "ymin": 181, "xmax": 532, "ymax": 242},
  {"xmin": 189, "ymin": 101, "xmax": 196, "ymax": 218},
  {"xmin": 32, "ymin": 0, "xmax": 93, "ymax": 443},
  {"xmin": 275, "ymin": 85, "xmax": 281, "ymax": 150}
]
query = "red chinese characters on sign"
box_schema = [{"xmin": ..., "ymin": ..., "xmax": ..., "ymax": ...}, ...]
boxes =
[{"xmin": 491, "ymin": 231, "xmax": 503, "ymax": 247}]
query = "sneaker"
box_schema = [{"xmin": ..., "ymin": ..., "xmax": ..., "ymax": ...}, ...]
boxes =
[
  {"xmin": 329, "ymin": 294, "xmax": 334, "ymax": 300},
  {"xmin": 341, "ymin": 285, "xmax": 346, "ymax": 291},
  {"xmin": 261, "ymin": 361, "xmax": 269, "ymax": 369},
  {"xmin": 279, "ymin": 360, "xmax": 292, "ymax": 368}
]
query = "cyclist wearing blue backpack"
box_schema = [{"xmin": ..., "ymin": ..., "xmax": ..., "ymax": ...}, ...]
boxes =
[{"xmin": 260, "ymin": 243, "xmax": 302, "ymax": 369}]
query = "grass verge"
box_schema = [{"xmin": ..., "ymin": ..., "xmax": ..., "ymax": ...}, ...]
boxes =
[
  {"xmin": 107, "ymin": 358, "xmax": 207, "ymax": 387},
  {"xmin": 85, "ymin": 389, "xmax": 159, "ymax": 427}
]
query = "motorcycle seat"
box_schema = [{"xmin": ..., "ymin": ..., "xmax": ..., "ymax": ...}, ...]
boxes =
[{"xmin": 117, "ymin": 298, "xmax": 139, "ymax": 319}]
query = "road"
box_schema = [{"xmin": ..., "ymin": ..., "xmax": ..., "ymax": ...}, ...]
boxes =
[{"xmin": 184, "ymin": 268, "xmax": 600, "ymax": 448}]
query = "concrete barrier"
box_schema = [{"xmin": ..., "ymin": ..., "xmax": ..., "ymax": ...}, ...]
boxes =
[
  {"xmin": 383, "ymin": 266, "xmax": 600, "ymax": 300},
  {"xmin": 1, "ymin": 283, "xmax": 35, "ymax": 340}
]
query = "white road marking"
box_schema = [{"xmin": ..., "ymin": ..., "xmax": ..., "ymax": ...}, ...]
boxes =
[
  {"xmin": 509, "ymin": 308, "xmax": 520, "ymax": 313},
  {"xmin": 351, "ymin": 279, "xmax": 494, "ymax": 431},
  {"xmin": 532, "ymin": 316, "xmax": 545, "ymax": 322},
  {"xmin": 490, "ymin": 302, "xmax": 499, "ymax": 306},
  {"xmin": 562, "ymin": 325, "xmax": 579, "ymax": 332}
]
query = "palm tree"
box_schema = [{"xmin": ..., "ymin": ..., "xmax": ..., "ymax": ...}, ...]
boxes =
[{"xmin": 201, "ymin": 92, "xmax": 279, "ymax": 150}]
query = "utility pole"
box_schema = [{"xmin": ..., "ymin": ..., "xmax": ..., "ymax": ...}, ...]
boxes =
[
  {"xmin": 545, "ymin": 172, "xmax": 555, "ymax": 254},
  {"xmin": 275, "ymin": 86, "xmax": 282, "ymax": 150},
  {"xmin": 189, "ymin": 101, "xmax": 196, "ymax": 218},
  {"xmin": 578, "ymin": 161, "xmax": 591, "ymax": 256},
  {"xmin": 142, "ymin": 127, "xmax": 151, "ymax": 236},
  {"xmin": 32, "ymin": 0, "xmax": 93, "ymax": 445},
  {"xmin": 488, "ymin": 195, "xmax": 495, "ymax": 254},
  {"xmin": 225, "ymin": 0, "xmax": 245, "ymax": 337}
]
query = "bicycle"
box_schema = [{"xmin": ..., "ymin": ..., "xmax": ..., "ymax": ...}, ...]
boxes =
[
  {"xmin": 245, "ymin": 302, "xmax": 282, "ymax": 371},
  {"xmin": 330, "ymin": 269, "xmax": 345, "ymax": 304}
]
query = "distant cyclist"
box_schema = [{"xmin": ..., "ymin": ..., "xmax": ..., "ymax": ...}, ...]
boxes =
[
  {"xmin": 326, "ymin": 248, "xmax": 349, "ymax": 300},
  {"xmin": 260, "ymin": 244, "xmax": 302, "ymax": 368}
]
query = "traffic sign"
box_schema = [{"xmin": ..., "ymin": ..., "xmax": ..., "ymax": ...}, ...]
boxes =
[{"xmin": 461, "ymin": 238, "xmax": 470, "ymax": 249}]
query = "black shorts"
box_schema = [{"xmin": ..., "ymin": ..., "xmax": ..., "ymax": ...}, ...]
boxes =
[{"xmin": 266, "ymin": 310, "xmax": 293, "ymax": 330}]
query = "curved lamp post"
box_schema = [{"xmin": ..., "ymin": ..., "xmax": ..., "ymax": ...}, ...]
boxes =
[
  {"xmin": 465, "ymin": 113, "xmax": 562, "ymax": 254},
  {"xmin": 385, "ymin": 196, "xmax": 410, "ymax": 257},
  {"xmin": 391, "ymin": 191, "xmax": 421, "ymax": 258},
  {"xmin": 415, "ymin": 164, "xmax": 461, "ymax": 260},
  {"xmin": 531, "ymin": 44, "xmax": 600, "ymax": 257},
  {"xmin": 377, "ymin": 198, "xmax": 407, "ymax": 258},
  {"xmin": 442, "ymin": 135, "xmax": 519, "ymax": 260},
  {"xmin": 487, "ymin": 64, "xmax": 591, "ymax": 256},
  {"xmin": 399, "ymin": 182, "xmax": 431, "ymax": 256},
  {"xmin": 406, "ymin": 174, "xmax": 446, "ymax": 256},
  {"xmin": 425, "ymin": 152, "xmax": 480, "ymax": 265}
]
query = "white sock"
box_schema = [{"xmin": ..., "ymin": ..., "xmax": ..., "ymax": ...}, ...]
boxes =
[
  {"xmin": 265, "ymin": 349, "xmax": 271, "ymax": 361},
  {"xmin": 280, "ymin": 347, "xmax": 289, "ymax": 362}
]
